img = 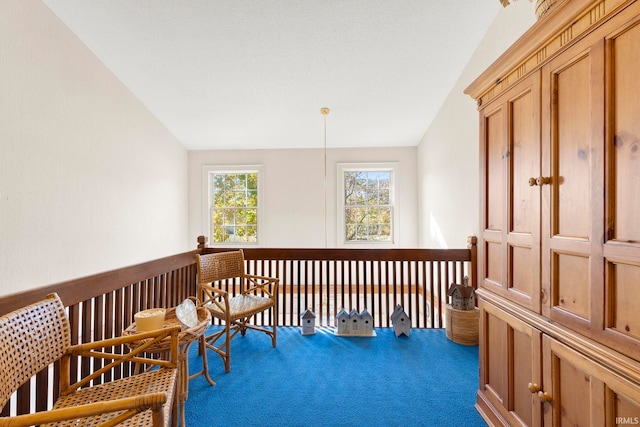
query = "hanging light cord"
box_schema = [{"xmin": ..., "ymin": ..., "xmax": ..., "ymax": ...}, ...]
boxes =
[{"xmin": 321, "ymin": 107, "xmax": 330, "ymax": 249}]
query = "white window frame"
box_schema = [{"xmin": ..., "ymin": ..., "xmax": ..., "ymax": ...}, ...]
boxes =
[
  {"xmin": 202, "ymin": 165, "xmax": 264, "ymax": 246},
  {"xmin": 337, "ymin": 162, "xmax": 399, "ymax": 248}
]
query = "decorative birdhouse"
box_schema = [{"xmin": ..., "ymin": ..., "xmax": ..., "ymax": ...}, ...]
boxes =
[
  {"xmin": 447, "ymin": 276, "xmax": 476, "ymax": 310},
  {"xmin": 359, "ymin": 309, "xmax": 374, "ymax": 336},
  {"xmin": 335, "ymin": 308, "xmax": 376, "ymax": 336},
  {"xmin": 390, "ymin": 304, "xmax": 411, "ymax": 337},
  {"xmin": 336, "ymin": 308, "xmax": 350, "ymax": 335},
  {"xmin": 300, "ymin": 309, "xmax": 316, "ymax": 335},
  {"xmin": 349, "ymin": 309, "xmax": 359, "ymax": 333}
]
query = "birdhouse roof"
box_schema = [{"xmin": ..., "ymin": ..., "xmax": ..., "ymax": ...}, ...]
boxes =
[
  {"xmin": 336, "ymin": 309, "xmax": 349, "ymax": 319},
  {"xmin": 359, "ymin": 309, "xmax": 372, "ymax": 320},
  {"xmin": 390, "ymin": 304, "xmax": 408, "ymax": 321},
  {"xmin": 301, "ymin": 309, "xmax": 316, "ymax": 319},
  {"xmin": 447, "ymin": 283, "xmax": 475, "ymax": 298}
]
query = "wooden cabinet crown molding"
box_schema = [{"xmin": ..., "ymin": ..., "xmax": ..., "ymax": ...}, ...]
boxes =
[{"xmin": 464, "ymin": 0, "xmax": 634, "ymax": 106}]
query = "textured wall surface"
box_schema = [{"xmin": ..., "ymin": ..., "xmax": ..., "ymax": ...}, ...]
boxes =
[{"xmin": 0, "ymin": 1, "xmax": 189, "ymax": 295}]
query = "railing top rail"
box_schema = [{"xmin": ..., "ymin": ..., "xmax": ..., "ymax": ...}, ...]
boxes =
[
  {"xmin": 203, "ymin": 247, "xmax": 472, "ymax": 262},
  {"xmin": 0, "ymin": 249, "xmax": 200, "ymax": 316}
]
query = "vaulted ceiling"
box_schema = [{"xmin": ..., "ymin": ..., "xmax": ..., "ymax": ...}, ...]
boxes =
[{"xmin": 43, "ymin": 0, "xmax": 503, "ymax": 150}]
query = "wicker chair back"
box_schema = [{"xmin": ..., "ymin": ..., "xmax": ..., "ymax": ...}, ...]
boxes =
[{"xmin": 0, "ymin": 294, "xmax": 70, "ymax": 407}]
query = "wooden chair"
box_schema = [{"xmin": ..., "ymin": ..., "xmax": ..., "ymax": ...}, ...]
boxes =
[
  {"xmin": 0, "ymin": 293, "xmax": 179, "ymax": 427},
  {"xmin": 196, "ymin": 250, "xmax": 278, "ymax": 373}
]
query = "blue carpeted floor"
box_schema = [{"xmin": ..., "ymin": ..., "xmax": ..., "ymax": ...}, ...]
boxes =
[{"xmin": 185, "ymin": 327, "xmax": 486, "ymax": 427}]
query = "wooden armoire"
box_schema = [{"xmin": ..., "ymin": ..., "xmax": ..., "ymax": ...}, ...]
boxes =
[{"xmin": 465, "ymin": 0, "xmax": 640, "ymax": 425}]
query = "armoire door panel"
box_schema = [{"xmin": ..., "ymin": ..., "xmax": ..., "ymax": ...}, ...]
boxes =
[
  {"xmin": 542, "ymin": 336, "xmax": 606, "ymax": 427},
  {"xmin": 510, "ymin": 86, "xmax": 538, "ymax": 235},
  {"xmin": 608, "ymin": 261, "xmax": 640, "ymax": 342},
  {"xmin": 552, "ymin": 251, "xmax": 591, "ymax": 321},
  {"xmin": 506, "ymin": 75, "xmax": 541, "ymax": 312},
  {"xmin": 541, "ymin": 36, "xmax": 605, "ymax": 329},
  {"xmin": 480, "ymin": 300, "xmax": 542, "ymax": 427},
  {"xmin": 485, "ymin": 239, "xmax": 504, "ymax": 288},
  {"xmin": 610, "ymin": 19, "xmax": 640, "ymax": 244},
  {"xmin": 543, "ymin": 333, "xmax": 640, "ymax": 427},
  {"xmin": 611, "ymin": 390, "xmax": 640, "ymax": 426},
  {"xmin": 479, "ymin": 72, "xmax": 541, "ymax": 309},
  {"xmin": 510, "ymin": 245, "xmax": 533, "ymax": 298},
  {"xmin": 485, "ymin": 310, "xmax": 508, "ymax": 406},
  {"xmin": 485, "ymin": 106, "xmax": 505, "ymax": 232},
  {"xmin": 511, "ymin": 326, "xmax": 537, "ymax": 426},
  {"xmin": 556, "ymin": 357, "xmax": 594, "ymax": 427},
  {"xmin": 600, "ymin": 7, "xmax": 640, "ymax": 362},
  {"xmin": 553, "ymin": 52, "xmax": 592, "ymax": 240}
]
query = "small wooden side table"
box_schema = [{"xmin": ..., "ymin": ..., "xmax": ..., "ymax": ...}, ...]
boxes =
[{"xmin": 124, "ymin": 306, "xmax": 215, "ymax": 427}]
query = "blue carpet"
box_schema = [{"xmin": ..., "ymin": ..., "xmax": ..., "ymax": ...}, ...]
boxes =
[{"xmin": 185, "ymin": 327, "xmax": 486, "ymax": 427}]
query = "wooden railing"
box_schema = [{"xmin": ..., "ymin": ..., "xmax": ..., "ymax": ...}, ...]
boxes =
[
  {"xmin": 202, "ymin": 236, "xmax": 477, "ymax": 329},
  {"xmin": 0, "ymin": 237, "xmax": 476, "ymax": 418},
  {"xmin": 0, "ymin": 250, "xmax": 199, "ymax": 418}
]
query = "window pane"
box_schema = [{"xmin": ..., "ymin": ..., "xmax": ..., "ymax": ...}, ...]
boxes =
[
  {"xmin": 346, "ymin": 224, "xmax": 356, "ymax": 240},
  {"xmin": 247, "ymin": 190, "xmax": 258, "ymax": 207},
  {"xmin": 246, "ymin": 208, "xmax": 257, "ymax": 225},
  {"xmin": 234, "ymin": 190, "xmax": 247, "ymax": 207},
  {"xmin": 342, "ymin": 168, "xmax": 393, "ymax": 242},
  {"xmin": 247, "ymin": 173, "xmax": 258, "ymax": 190},
  {"xmin": 208, "ymin": 170, "xmax": 260, "ymax": 243},
  {"xmin": 247, "ymin": 226, "xmax": 257, "ymax": 240}
]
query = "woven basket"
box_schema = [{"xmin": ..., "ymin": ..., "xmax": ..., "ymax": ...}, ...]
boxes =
[
  {"xmin": 535, "ymin": 0, "xmax": 556, "ymax": 19},
  {"xmin": 445, "ymin": 305, "xmax": 479, "ymax": 346}
]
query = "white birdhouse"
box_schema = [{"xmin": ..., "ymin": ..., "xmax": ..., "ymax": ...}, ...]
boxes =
[
  {"xmin": 300, "ymin": 309, "xmax": 316, "ymax": 335},
  {"xmin": 336, "ymin": 308, "xmax": 350, "ymax": 335},
  {"xmin": 390, "ymin": 304, "xmax": 411, "ymax": 337},
  {"xmin": 349, "ymin": 309, "xmax": 359, "ymax": 333},
  {"xmin": 359, "ymin": 309, "xmax": 374, "ymax": 336},
  {"xmin": 335, "ymin": 308, "xmax": 376, "ymax": 336}
]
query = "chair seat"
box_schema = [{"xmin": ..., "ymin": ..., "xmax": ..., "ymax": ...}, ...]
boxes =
[
  {"xmin": 44, "ymin": 369, "xmax": 177, "ymax": 427},
  {"xmin": 205, "ymin": 294, "xmax": 274, "ymax": 321}
]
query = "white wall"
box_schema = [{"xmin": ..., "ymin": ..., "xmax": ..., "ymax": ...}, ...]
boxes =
[
  {"xmin": 417, "ymin": 2, "xmax": 536, "ymax": 248},
  {"xmin": 189, "ymin": 147, "xmax": 418, "ymax": 248},
  {"xmin": 0, "ymin": 1, "xmax": 189, "ymax": 295}
]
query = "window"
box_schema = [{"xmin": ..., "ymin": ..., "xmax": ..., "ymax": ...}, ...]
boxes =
[
  {"xmin": 203, "ymin": 166, "xmax": 263, "ymax": 245},
  {"xmin": 337, "ymin": 163, "xmax": 398, "ymax": 246}
]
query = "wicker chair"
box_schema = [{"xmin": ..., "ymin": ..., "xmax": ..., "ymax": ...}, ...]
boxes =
[
  {"xmin": 196, "ymin": 250, "xmax": 278, "ymax": 373},
  {"xmin": 0, "ymin": 293, "xmax": 179, "ymax": 427}
]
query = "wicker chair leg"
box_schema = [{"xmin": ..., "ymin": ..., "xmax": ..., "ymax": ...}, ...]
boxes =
[
  {"xmin": 224, "ymin": 321, "xmax": 231, "ymax": 373},
  {"xmin": 272, "ymin": 308, "xmax": 277, "ymax": 348}
]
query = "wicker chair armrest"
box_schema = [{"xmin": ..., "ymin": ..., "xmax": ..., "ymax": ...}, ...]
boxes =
[
  {"xmin": 200, "ymin": 283, "xmax": 229, "ymax": 298},
  {"xmin": 68, "ymin": 325, "xmax": 180, "ymax": 354},
  {"xmin": 62, "ymin": 326, "xmax": 180, "ymax": 392},
  {"xmin": 243, "ymin": 274, "xmax": 279, "ymax": 294},
  {"xmin": 200, "ymin": 283, "xmax": 231, "ymax": 313},
  {"xmin": 0, "ymin": 392, "xmax": 169, "ymax": 427}
]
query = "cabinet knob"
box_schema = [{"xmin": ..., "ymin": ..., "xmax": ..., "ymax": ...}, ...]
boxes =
[
  {"xmin": 528, "ymin": 177, "xmax": 551, "ymax": 186},
  {"xmin": 536, "ymin": 176, "xmax": 551, "ymax": 186},
  {"xmin": 538, "ymin": 391, "xmax": 552, "ymax": 403},
  {"xmin": 527, "ymin": 382, "xmax": 541, "ymax": 393}
]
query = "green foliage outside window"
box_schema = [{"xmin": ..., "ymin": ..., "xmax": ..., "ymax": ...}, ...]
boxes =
[
  {"xmin": 210, "ymin": 172, "xmax": 258, "ymax": 243},
  {"xmin": 344, "ymin": 170, "xmax": 392, "ymax": 241}
]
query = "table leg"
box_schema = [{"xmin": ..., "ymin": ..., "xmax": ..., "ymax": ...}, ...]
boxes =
[
  {"xmin": 176, "ymin": 343, "xmax": 189, "ymax": 427},
  {"xmin": 189, "ymin": 335, "xmax": 216, "ymax": 386}
]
